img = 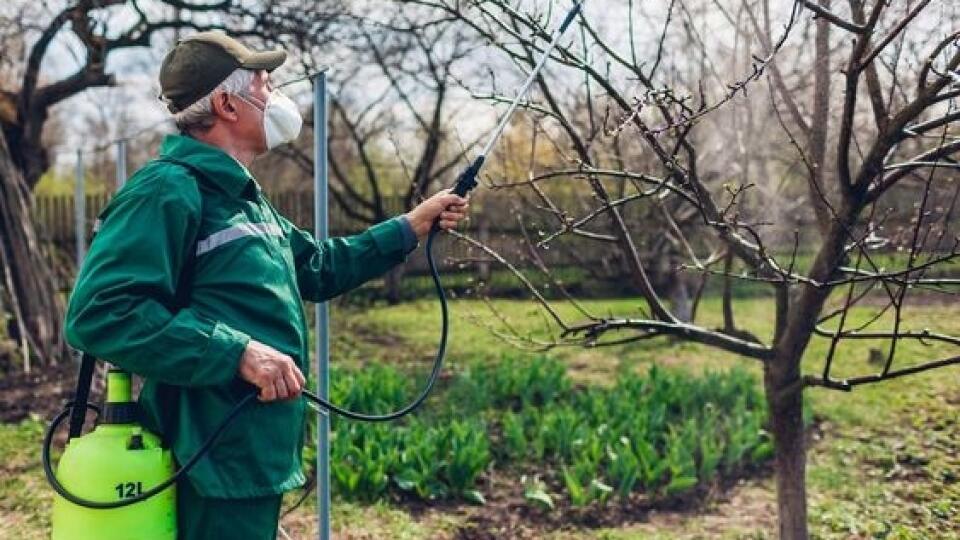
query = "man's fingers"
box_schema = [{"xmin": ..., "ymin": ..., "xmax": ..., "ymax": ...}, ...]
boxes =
[
  {"xmin": 282, "ymin": 365, "xmax": 303, "ymax": 397},
  {"xmin": 241, "ymin": 340, "xmax": 309, "ymax": 403},
  {"xmin": 276, "ymin": 377, "xmax": 291, "ymax": 400},
  {"xmin": 441, "ymin": 211, "xmax": 466, "ymax": 221},
  {"xmin": 438, "ymin": 193, "xmax": 468, "ymax": 208},
  {"xmin": 259, "ymin": 381, "xmax": 277, "ymax": 402},
  {"xmin": 285, "ymin": 358, "xmax": 304, "ymax": 391},
  {"xmin": 296, "ymin": 366, "xmax": 306, "ymax": 386},
  {"xmin": 439, "ymin": 204, "xmax": 468, "ymax": 227}
]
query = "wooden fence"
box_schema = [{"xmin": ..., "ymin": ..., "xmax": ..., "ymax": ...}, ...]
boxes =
[{"xmin": 31, "ymin": 190, "xmax": 617, "ymax": 278}]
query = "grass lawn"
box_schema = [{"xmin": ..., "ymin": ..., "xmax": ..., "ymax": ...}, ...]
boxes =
[{"xmin": 1, "ymin": 294, "xmax": 958, "ymax": 539}]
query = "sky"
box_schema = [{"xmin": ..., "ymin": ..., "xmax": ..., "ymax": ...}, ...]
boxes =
[{"xmin": 19, "ymin": 0, "xmax": 958, "ymax": 175}]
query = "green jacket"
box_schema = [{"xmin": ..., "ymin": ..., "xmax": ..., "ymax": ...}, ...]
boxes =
[{"xmin": 65, "ymin": 134, "xmax": 417, "ymax": 498}]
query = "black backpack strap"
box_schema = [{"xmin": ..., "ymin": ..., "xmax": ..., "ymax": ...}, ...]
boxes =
[{"xmin": 67, "ymin": 350, "xmax": 98, "ymax": 439}]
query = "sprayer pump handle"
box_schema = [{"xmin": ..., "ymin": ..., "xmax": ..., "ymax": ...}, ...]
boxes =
[{"xmin": 452, "ymin": 156, "xmax": 485, "ymax": 197}]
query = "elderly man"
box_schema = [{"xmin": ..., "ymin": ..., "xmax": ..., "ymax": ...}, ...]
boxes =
[{"xmin": 64, "ymin": 32, "xmax": 469, "ymax": 539}]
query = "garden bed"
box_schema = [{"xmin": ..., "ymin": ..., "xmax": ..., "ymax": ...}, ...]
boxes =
[{"xmin": 297, "ymin": 355, "xmax": 796, "ymax": 533}]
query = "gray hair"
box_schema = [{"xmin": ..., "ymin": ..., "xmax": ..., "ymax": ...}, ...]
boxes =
[{"xmin": 170, "ymin": 69, "xmax": 256, "ymax": 133}]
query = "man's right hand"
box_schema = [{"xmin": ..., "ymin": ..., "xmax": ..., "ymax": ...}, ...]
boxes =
[{"xmin": 238, "ymin": 340, "xmax": 305, "ymax": 402}]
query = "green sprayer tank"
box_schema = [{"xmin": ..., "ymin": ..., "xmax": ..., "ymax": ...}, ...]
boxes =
[{"xmin": 51, "ymin": 369, "xmax": 176, "ymax": 540}]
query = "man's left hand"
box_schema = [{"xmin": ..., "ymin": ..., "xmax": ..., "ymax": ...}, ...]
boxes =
[{"xmin": 405, "ymin": 189, "xmax": 471, "ymax": 241}]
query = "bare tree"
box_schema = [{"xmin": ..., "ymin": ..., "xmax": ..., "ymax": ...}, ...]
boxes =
[{"xmin": 407, "ymin": 1, "xmax": 960, "ymax": 537}]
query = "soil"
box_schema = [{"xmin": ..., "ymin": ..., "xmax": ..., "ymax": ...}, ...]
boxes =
[
  {"xmin": 354, "ymin": 421, "xmax": 823, "ymax": 539},
  {"xmin": 446, "ymin": 462, "xmax": 776, "ymax": 540},
  {"xmin": 278, "ymin": 466, "xmax": 782, "ymax": 540},
  {"xmin": 0, "ymin": 362, "xmax": 78, "ymax": 423},
  {"xmin": 280, "ymin": 437, "xmax": 796, "ymax": 539}
]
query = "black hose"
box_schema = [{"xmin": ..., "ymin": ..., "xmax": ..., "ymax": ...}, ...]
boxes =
[
  {"xmin": 43, "ymin": 223, "xmax": 450, "ymax": 508},
  {"xmin": 44, "ymin": 395, "xmax": 256, "ymax": 509},
  {"xmin": 298, "ymin": 222, "xmax": 449, "ymax": 421}
]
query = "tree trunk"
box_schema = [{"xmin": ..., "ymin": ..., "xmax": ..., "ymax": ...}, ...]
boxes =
[
  {"xmin": 384, "ymin": 262, "xmax": 406, "ymax": 305},
  {"xmin": 669, "ymin": 277, "xmax": 692, "ymax": 323},
  {"xmin": 0, "ymin": 128, "xmax": 66, "ymax": 368},
  {"xmin": 765, "ymin": 352, "xmax": 809, "ymax": 539},
  {"xmin": 764, "ymin": 210, "xmax": 856, "ymax": 539}
]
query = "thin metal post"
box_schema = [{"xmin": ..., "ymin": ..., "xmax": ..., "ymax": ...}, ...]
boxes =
[
  {"xmin": 74, "ymin": 149, "xmax": 86, "ymax": 264},
  {"xmin": 313, "ymin": 72, "xmax": 331, "ymax": 540},
  {"xmin": 115, "ymin": 139, "xmax": 127, "ymax": 189}
]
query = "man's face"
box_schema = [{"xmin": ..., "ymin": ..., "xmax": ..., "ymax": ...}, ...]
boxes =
[{"xmin": 213, "ymin": 69, "xmax": 272, "ymax": 154}]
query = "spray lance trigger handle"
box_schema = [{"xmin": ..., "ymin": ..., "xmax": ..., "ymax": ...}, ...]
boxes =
[
  {"xmin": 452, "ymin": 156, "xmax": 485, "ymax": 198},
  {"xmin": 432, "ymin": 155, "xmax": 484, "ymax": 233}
]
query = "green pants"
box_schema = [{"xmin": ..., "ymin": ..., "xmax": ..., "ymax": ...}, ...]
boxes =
[{"xmin": 177, "ymin": 479, "xmax": 282, "ymax": 540}]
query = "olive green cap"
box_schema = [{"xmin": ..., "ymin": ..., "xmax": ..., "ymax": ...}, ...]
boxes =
[{"xmin": 159, "ymin": 31, "xmax": 286, "ymax": 113}]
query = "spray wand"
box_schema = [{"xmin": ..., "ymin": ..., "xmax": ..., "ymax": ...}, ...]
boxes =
[{"xmin": 43, "ymin": 0, "xmax": 585, "ymax": 508}]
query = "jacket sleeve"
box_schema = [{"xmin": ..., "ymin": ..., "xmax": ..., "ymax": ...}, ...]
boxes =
[
  {"xmin": 284, "ymin": 215, "xmax": 418, "ymax": 302},
  {"xmin": 64, "ymin": 169, "xmax": 250, "ymax": 387}
]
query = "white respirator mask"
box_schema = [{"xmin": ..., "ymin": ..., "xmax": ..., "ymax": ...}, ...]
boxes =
[{"xmin": 237, "ymin": 90, "xmax": 303, "ymax": 149}]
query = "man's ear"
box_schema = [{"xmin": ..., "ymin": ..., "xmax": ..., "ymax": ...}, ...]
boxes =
[{"xmin": 210, "ymin": 91, "xmax": 239, "ymax": 123}]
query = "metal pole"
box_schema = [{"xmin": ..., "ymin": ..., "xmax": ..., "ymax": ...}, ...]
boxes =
[
  {"xmin": 74, "ymin": 149, "xmax": 86, "ymax": 264},
  {"xmin": 313, "ymin": 71, "xmax": 331, "ymax": 540},
  {"xmin": 115, "ymin": 139, "xmax": 127, "ymax": 189}
]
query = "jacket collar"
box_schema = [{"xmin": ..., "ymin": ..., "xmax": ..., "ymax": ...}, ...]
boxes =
[{"xmin": 159, "ymin": 134, "xmax": 257, "ymax": 199}]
